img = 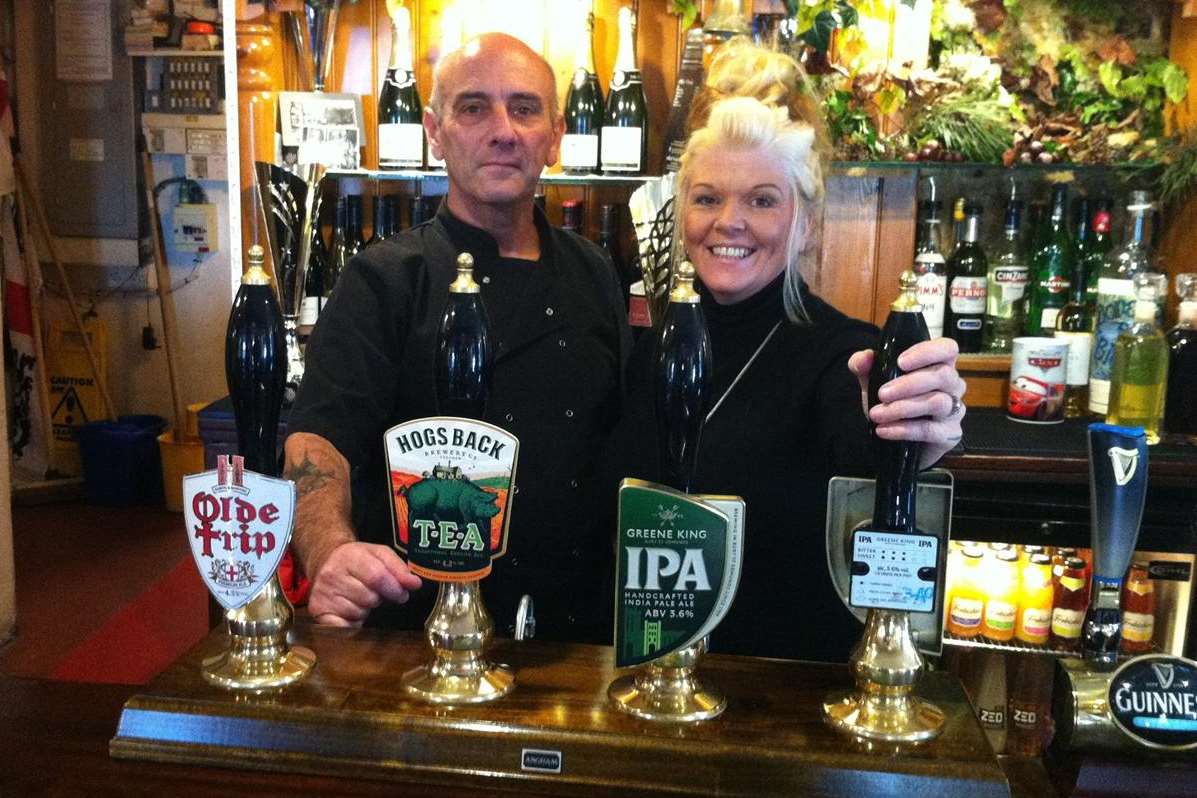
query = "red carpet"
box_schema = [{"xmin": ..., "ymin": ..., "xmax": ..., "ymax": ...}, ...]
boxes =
[{"xmin": 49, "ymin": 557, "xmax": 209, "ymax": 684}]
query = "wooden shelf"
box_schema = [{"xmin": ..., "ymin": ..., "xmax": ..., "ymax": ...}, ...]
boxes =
[{"xmin": 127, "ymin": 48, "xmax": 223, "ymax": 58}]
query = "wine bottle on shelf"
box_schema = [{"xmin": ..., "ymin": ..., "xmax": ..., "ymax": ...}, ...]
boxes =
[
  {"xmin": 914, "ymin": 199, "xmax": 947, "ymax": 340},
  {"xmin": 561, "ymin": 198, "xmax": 583, "ymax": 234},
  {"xmin": 1070, "ymin": 196, "xmax": 1092, "ymax": 272},
  {"xmin": 601, "ymin": 5, "xmax": 649, "ymax": 176},
  {"xmin": 561, "ymin": 10, "xmax": 603, "ymax": 175},
  {"xmin": 325, "ymin": 195, "xmax": 349, "ymax": 298},
  {"xmin": 382, "ymin": 194, "xmax": 401, "ymax": 239},
  {"xmin": 662, "ymin": 27, "xmax": 704, "ymax": 174},
  {"xmin": 367, "ymin": 193, "xmax": 389, "ymax": 245},
  {"xmin": 944, "ymin": 201, "xmax": 987, "ymax": 353},
  {"xmin": 1090, "ymin": 191, "xmax": 1156, "ymax": 415},
  {"xmin": 1054, "ymin": 251, "xmax": 1093, "ymax": 419},
  {"xmin": 1082, "ymin": 197, "xmax": 1113, "ymax": 315},
  {"xmin": 984, "ymin": 199, "xmax": 1028, "ymax": 352},
  {"xmin": 1108, "ymin": 273, "xmax": 1170, "ymax": 445},
  {"xmin": 1025, "ymin": 185, "xmax": 1072, "ymax": 336},
  {"xmin": 599, "ymin": 203, "xmax": 633, "ymax": 297},
  {"xmin": 378, "ymin": 2, "xmax": 424, "ymax": 170},
  {"xmin": 226, "ymin": 246, "xmax": 287, "ymax": 476},
  {"xmin": 346, "ymin": 194, "xmax": 367, "ymax": 254},
  {"xmin": 298, "ymin": 203, "xmax": 328, "ymax": 327},
  {"xmin": 437, "ymin": 253, "xmax": 492, "ymax": 420},
  {"xmin": 1165, "ymin": 273, "xmax": 1197, "ymax": 441},
  {"xmin": 869, "ymin": 270, "xmax": 930, "ymax": 531}
]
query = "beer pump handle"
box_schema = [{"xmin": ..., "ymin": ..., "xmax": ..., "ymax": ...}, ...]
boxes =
[
  {"xmin": 436, "ymin": 253, "xmax": 492, "ymax": 420},
  {"xmin": 653, "ymin": 262, "xmax": 712, "ymax": 494},
  {"xmin": 1082, "ymin": 423, "xmax": 1149, "ymax": 667}
]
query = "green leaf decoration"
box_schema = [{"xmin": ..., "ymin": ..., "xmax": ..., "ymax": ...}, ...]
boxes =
[
  {"xmin": 1163, "ymin": 62, "xmax": 1189, "ymax": 105},
  {"xmin": 1098, "ymin": 61, "xmax": 1122, "ymax": 97}
]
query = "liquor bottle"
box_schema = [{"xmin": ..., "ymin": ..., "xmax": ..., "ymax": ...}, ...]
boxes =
[
  {"xmin": 654, "ymin": 262, "xmax": 711, "ymax": 492},
  {"xmin": 437, "ymin": 253, "xmax": 492, "ymax": 420},
  {"xmin": 601, "ymin": 5, "xmax": 649, "ymax": 175},
  {"xmin": 1165, "ymin": 273, "xmax": 1197, "ymax": 441},
  {"xmin": 1107, "ymin": 273, "xmax": 1169, "ymax": 444},
  {"xmin": 382, "ymin": 194, "xmax": 401, "ymax": 239},
  {"xmin": 1090, "ymin": 191, "xmax": 1155, "ymax": 415},
  {"xmin": 345, "ymin": 193, "xmax": 366, "ymax": 255},
  {"xmin": 377, "ymin": 2, "xmax": 424, "ymax": 170},
  {"xmin": 662, "ymin": 28, "xmax": 704, "ymax": 174},
  {"xmin": 947, "ymin": 197, "xmax": 965, "ymax": 257},
  {"xmin": 298, "ymin": 205, "xmax": 328, "ymax": 326},
  {"xmin": 914, "ymin": 200, "xmax": 947, "ymax": 339},
  {"xmin": 325, "ymin": 196, "xmax": 349, "ymax": 297},
  {"xmin": 599, "ymin": 203, "xmax": 633, "ymax": 297},
  {"xmin": 984, "ymin": 199, "xmax": 1028, "ymax": 353},
  {"xmin": 1071, "ymin": 196, "xmax": 1092, "ymax": 271},
  {"xmin": 1054, "ymin": 245, "xmax": 1093, "ymax": 418},
  {"xmin": 1025, "ymin": 186, "xmax": 1072, "ymax": 336},
  {"xmin": 561, "ymin": 10, "xmax": 603, "ymax": 175},
  {"xmin": 1083, "ymin": 198, "xmax": 1113, "ymax": 313},
  {"xmin": 561, "ymin": 198, "xmax": 583, "ymax": 234},
  {"xmin": 225, "ymin": 245, "xmax": 287, "ymax": 476},
  {"xmin": 944, "ymin": 202, "xmax": 987, "ymax": 353},
  {"xmin": 869, "ymin": 271, "xmax": 930, "ymax": 531}
]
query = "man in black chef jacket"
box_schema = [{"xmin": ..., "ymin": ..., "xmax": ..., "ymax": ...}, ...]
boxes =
[{"xmin": 284, "ymin": 33, "xmax": 629, "ymax": 642}]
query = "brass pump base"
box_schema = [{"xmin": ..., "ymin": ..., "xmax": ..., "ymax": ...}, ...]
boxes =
[
  {"xmin": 201, "ymin": 575, "xmax": 315, "ymax": 691},
  {"xmin": 822, "ymin": 608, "xmax": 944, "ymax": 743},
  {"xmin": 401, "ymin": 580, "xmax": 514, "ymax": 705},
  {"xmin": 608, "ymin": 638, "xmax": 725, "ymax": 722}
]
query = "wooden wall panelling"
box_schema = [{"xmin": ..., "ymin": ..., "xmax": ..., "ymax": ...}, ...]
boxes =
[
  {"xmin": 813, "ymin": 175, "xmax": 882, "ymax": 324},
  {"xmin": 236, "ymin": 21, "xmax": 286, "ymax": 276},
  {"xmin": 1160, "ymin": 6, "xmax": 1197, "ymax": 325},
  {"xmin": 871, "ymin": 171, "xmax": 918, "ymax": 327}
]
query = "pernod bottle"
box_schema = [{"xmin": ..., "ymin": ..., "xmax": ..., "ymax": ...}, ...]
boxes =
[
  {"xmin": 377, "ymin": 1, "xmax": 424, "ymax": 170},
  {"xmin": 601, "ymin": 5, "xmax": 649, "ymax": 176},
  {"xmin": 1108, "ymin": 273, "xmax": 1170, "ymax": 445},
  {"xmin": 654, "ymin": 262, "xmax": 711, "ymax": 493},
  {"xmin": 944, "ymin": 202, "xmax": 987, "ymax": 353},
  {"xmin": 1025, "ymin": 186, "xmax": 1073, "ymax": 336},
  {"xmin": 984, "ymin": 199, "xmax": 1028, "ymax": 352},
  {"xmin": 1090, "ymin": 191, "xmax": 1155, "ymax": 416},
  {"xmin": 1165, "ymin": 274, "xmax": 1197, "ymax": 441},
  {"xmin": 437, "ymin": 253, "xmax": 492, "ymax": 420},
  {"xmin": 225, "ymin": 245, "xmax": 287, "ymax": 476},
  {"xmin": 913, "ymin": 199, "xmax": 947, "ymax": 339},
  {"xmin": 870, "ymin": 271, "xmax": 930, "ymax": 532},
  {"xmin": 561, "ymin": 10, "xmax": 603, "ymax": 175}
]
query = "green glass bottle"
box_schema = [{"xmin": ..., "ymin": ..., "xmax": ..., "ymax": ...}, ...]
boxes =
[
  {"xmin": 1107, "ymin": 273, "xmax": 1170, "ymax": 445},
  {"xmin": 1025, "ymin": 186, "xmax": 1073, "ymax": 336},
  {"xmin": 1082, "ymin": 198, "xmax": 1113, "ymax": 315}
]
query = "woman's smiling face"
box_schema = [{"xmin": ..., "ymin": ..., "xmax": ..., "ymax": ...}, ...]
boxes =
[{"xmin": 683, "ymin": 144, "xmax": 797, "ymax": 305}]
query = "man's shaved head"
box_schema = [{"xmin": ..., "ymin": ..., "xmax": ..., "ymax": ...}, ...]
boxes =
[{"xmin": 428, "ymin": 32, "xmax": 559, "ymax": 119}]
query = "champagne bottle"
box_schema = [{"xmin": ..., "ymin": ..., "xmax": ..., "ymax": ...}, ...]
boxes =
[
  {"xmin": 662, "ymin": 28, "xmax": 704, "ymax": 174},
  {"xmin": 561, "ymin": 10, "xmax": 603, "ymax": 175},
  {"xmin": 1108, "ymin": 273, "xmax": 1170, "ymax": 445},
  {"xmin": 869, "ymin": 271, "xmax": 930, "ymax": 531},
  {"xmin": 437, "ymin": 253, "xmax": 492, "ymax": 420},
  {"xmin": 984, "ymin": 199, "xmax": 1028, "ymax": 352},
  {"xmin": 601, "ymin": 5, "xmax": 649, "ymax": 175},
  {"xmin": 1165, "ymin": 273, "xmax": 1197, "ymax": 441},
  {"xmin": 654, "ymin": 262, "xmax": 711, "ymax": 493},
  {"xmin": 914, "ymin": 199, "xmax": 947, "ymax": 340},
  {"xmin": 1054, "ymin": 250, "xmax": 1093, "ymax": 419},
  {"xmin": 1026, "ymin": 186, "xmax": 1073, "ymax": 336},
  {"xmin": 377, "ymin": 1, "xmax": 424, "ymax": 170},
  {"xmin": 944, "ymin": 202, "xmax": 987, "ymax": 353},
  {"xmin": 1090, "ymin": 192, "xmax": 1156, "ymax": 415},
  {"xmin": 226, "ymin": 245, "xmax": 287, "ymax": 476}
]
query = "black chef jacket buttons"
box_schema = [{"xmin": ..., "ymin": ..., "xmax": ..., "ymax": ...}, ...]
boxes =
[
  {"xmin": 565, "ymin": 409, "xmax": 574, "ymax": 418},
  {"xmin": 505, "ymin": 412, "xmax": 514, "ymax": 422},
  {"xmin": 545, "ymin": 306, "xmax": 554, "ymax": 316}
]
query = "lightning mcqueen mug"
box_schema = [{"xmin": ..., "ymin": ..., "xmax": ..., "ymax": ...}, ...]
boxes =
[{"xmin": 1008, "ymin": 337, "xmax": 1070, "ymax": 424}]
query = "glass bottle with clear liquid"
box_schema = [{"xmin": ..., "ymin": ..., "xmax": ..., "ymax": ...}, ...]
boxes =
[
  {"xmin": 914, "ymin": 199, "xmax": 947, "ymax": 339},
  {"xmin": 1107, "ymin": 273, "xmax": 1169, "ymax": 444},
  {"xmin": 984, "ymin": 199, "xmax": 1028, "ymax": 352}
]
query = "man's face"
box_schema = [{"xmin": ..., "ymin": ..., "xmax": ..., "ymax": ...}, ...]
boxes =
[{"xmin": 425, "ymin": 41, "xmax": 563, "ymax": 215}]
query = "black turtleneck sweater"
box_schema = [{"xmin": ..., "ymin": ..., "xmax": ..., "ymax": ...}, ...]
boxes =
[{"xmin": 603, "ymin": 274, "xmax": 880, "ymax": 662}]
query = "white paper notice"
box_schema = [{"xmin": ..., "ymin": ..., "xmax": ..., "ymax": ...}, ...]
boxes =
[{"xmin": 55, "ymin": 0, "xmax": 113, "ymax": 83}]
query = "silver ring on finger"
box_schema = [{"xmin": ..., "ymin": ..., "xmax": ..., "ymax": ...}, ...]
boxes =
[{"xmin": 947, "ymin": 393, "xmax": 963, "ymax": 418}]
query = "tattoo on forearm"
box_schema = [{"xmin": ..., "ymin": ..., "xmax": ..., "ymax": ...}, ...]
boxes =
[{"xmin": 285, "ymin": 455, "xmax": 338, "ymax": 497}]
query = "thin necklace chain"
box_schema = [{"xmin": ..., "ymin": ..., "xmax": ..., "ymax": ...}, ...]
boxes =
[{"xmin": 705, "ymin": 320, "xmax": 782, "ymax": 424}]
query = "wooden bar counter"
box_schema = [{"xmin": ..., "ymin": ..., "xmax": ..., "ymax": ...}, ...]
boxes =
[{"xmin": 0, "ymin": 621, "xmax": 1031, "ymax": 797}]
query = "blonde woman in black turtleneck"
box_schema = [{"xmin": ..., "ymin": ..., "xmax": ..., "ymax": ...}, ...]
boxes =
[{"xmin": 603, "ymin": 40, "xmax": 967, "ymax": 662}]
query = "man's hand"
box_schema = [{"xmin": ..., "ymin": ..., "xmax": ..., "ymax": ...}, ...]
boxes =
[
  {"xmin": 307, "ymin": 542, "xmax": 424, "ymax": 627},
  {"xmin": 848, "ymin": 337, "xmax": 966, "ymax": 469}
]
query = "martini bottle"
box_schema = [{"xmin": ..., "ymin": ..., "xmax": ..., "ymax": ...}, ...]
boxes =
[{"xmin": 1025, "ymin": 186, "xmax": 1072, "ymax": 336}]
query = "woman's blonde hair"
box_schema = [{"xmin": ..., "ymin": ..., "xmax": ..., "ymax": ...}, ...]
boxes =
[{"xmin": 676, "ymin": 38, "xmax": 830, "ymax": 323}]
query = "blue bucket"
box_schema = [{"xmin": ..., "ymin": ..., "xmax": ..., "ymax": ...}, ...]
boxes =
[{"xmin": 75, "ymin": 415, "xmax": 167, "ymax": 506}]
